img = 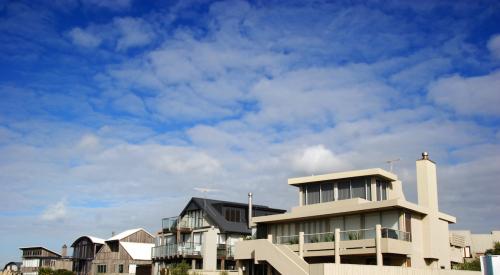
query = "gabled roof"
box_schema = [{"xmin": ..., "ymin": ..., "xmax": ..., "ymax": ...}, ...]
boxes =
[
  {"xmin": 120, "ymin": 242, "xmax": 154, "ymax": 261},
  {"xmin": 71, "ymin": 236, "xmax": 105, "ymax": 247},
  {"xmin": 178, "ymin": 197, "xmax": 286, "ymax": 234},
  {"xmin": 107, "ymin": 228, "xmax": 153, "ymax": 242}
]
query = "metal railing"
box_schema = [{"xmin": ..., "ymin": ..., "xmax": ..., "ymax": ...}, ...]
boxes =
[
  {"xmin": 276, "ymin": 235, "xmax": 300, "ymax": 244},
  {"xmin": 217, "ymin": 244, "xmax": 235, "ymax": 257},
  {"xmin": 340, "ymin": 228, "xmax": 375, "ymax": 240},
  {"xmin": 304, "ymin": 232, "xmax": 336, "ymax": 243},
  {"xmin": 151, "ymin": 242, "xmax": 202, "ymax": 258},
  {"xmin": 381, "ymin": 228, "xmax": 411, "ymax": 242},
  {"xmin": 161, "ymin": 216, "xmax": 204, "ymax": 232}
]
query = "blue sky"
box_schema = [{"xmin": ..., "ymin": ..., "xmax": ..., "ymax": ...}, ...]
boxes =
[{"xmin": 1, "ymin": 0, "xmax": 500, "ymax": 266}]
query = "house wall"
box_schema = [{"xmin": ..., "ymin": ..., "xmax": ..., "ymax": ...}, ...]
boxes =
[
  {"xmin": 309, "ymin": 263, "xmax": 481, "ymax": 275},
  {"xmin": 93, "ymin": 243, "xmax": 151, "ymax": 275}
]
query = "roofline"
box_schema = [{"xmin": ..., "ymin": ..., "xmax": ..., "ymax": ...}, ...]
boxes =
[
  {"xmin": 252, "ymin": 198, "xmax": 456, "ymax": 224},
  {"xmin": 288, "ymin": 168, "xmax": 398, "ymax": 186},
  {"xmin": 19, "ymin": 247, "xmax": 61, "ymax": 257},
  {"xmin": 71, "ymin": 236, "xmax": 105, "ymax": 247}
]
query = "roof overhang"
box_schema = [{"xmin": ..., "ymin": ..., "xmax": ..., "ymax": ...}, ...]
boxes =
[
  {"xmin": 288, "ymin": 168, "xmax": 398, "ymax": 186},
  {"xmin": 252, "ymin": 198, "xmax": 456, "ymax": 224}
]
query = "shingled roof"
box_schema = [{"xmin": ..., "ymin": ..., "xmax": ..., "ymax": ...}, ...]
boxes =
[{"xmin": 178, "ymin": 197, "xmax": 285, "ymax": 234}]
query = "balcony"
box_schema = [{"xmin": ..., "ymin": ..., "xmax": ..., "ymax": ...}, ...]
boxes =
[
  {"xmin": 217, "ymin": 244, "xmax": 235, "ymax": 258},
  {"xmin": 151, "ymin": 242, "xmax": 202, "ymax": 259},
  {"xmin": 275, "ymin": 227, "xmax": 411, "ymax": 257},
  {"xmin": 162, "ymin": 216, "xmax": 205, "ymax": 233}
]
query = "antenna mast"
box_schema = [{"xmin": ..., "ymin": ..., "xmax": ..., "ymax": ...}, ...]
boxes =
[{"xmin": 385, "ymin": 158, "xmax": 400, "ymax": 172}]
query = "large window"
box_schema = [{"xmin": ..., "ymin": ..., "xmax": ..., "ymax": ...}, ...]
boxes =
[
  {"xmin": 302, "ymin": 177, "xmax": 373, "ymax": 205},
  {"xmin": 224, "ymin": 207, "xmax": 243, "ymax": 222}
]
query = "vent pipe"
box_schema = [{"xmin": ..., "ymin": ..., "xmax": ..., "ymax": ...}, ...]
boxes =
[{"xmin": 248, "ymin": 192, "xmax": 253, "ymax": 229}]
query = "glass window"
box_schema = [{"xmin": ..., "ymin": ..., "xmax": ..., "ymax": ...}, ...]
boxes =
[
  {"xmin": 351, "ymin": 178, "xmax": 366, "ymax": 199},
  {"xmin": 97, "ymin": 265, "xmax": 106, "ymax": 273},
  {"xmin": 321, "ymin": 182, "xmax": 334, "ymax": 202},
  {"xmin": 338, "ymin": 181, "xmax": 350, "ymax": 200},
  {"xmin": 118, "ymin": 265, "xmax": 123, "ymax": 273},
  {"xmin": 306, "ymin": 183, "xmax": 320, "ymax": 204},
  {"xmin": 376, "ymin": 180, "xmax": 388, "ymax": 201}
]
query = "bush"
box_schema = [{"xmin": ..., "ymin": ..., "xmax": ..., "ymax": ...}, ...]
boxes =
[
  {"xmin": 453, "ymin": 259, "xmax": 480, "ymax": 271},
  {"xmin": 170, "ymin": 262, "xmax": 191, "ymax": 275},
  {"xmin": 38, "ymin": 268, "xmax": 75, "ymax": 275}
]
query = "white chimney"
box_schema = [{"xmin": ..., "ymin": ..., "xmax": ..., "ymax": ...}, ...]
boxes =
[
  {"xmin": 248, "ymin": 192, "xmax": 253, "ymax": 229},
  {"xmin": 61, "ymin": 244, "xmax": 67, "ymax": 257},
  {"xmin": 416, "ymin": 152, "xmax": 439, "ymax": 212}
]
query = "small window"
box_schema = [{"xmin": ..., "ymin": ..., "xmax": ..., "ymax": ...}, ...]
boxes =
[
  {"xmin": 118, "ymin": 264, "xmax": 123, "ymax": 273},
  {"xmin": 97, "ymin": 265, "xmax": 107, "ymax": 273}
]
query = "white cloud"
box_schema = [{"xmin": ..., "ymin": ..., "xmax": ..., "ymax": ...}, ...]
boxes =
[
  {"xmin": 428, "ymin": 70, "xmax": 500, "ymax": 116},
  {"xmin": 113, "ymin": 17, "xmax": 155, "ymax": 51},
  {"xmin": 77, "ymin": 134, "xmax": 100, "ymax": 150},
  {"xmin": 40, "ymin": 200, "xmax": 68, "ymax": 221},
  {"xmin": 487, "ymin": 34, "xmax": 500, "ymax": 60},
  {"xmin": 68, "ymin": 27, "xmax": 102, "ymax": 48},
  {"xmin": 291, "ymin": 145, "xmax": 345, "ymax": 175}
]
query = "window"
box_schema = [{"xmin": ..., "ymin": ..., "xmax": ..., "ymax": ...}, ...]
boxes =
[
  {"xmin": 306, "ymin": 183, "xmax": 320, "ymax": 204},
  {"xmin": 351, "ymin": 178, "xmax": 366, "ymax": 199},
  {"xmin": 97, "ymin": 265, "xmax": 106, "ymax": 273},
  {"xmin": 376, "ymin": 180, "xmax": 388, "ymax": 201},
  {"xmin": 224, "ymin": 208, "xmax": 243, "ymax": 222},
  {"xmin": 321, "ymin": 182, "xmax": 334, "ymax": 202},
  {"xmin": 118, "ymin": 264, "xmax": 123, "ymax": 273},
  {"xmin": 463, "ymin": 246, "xmax": 472, "ymax": 258},
  {"xmin": 338, "ymin": 181, "xmax": 350, "ymax": 200}
]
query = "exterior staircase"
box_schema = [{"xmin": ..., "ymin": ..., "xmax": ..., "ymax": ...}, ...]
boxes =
[{"xmin": 236, "ymin": 239, "xmax": 309, "ymax": 275}]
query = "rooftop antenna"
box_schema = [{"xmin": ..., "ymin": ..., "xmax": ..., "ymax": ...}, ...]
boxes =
[{"xmin": 385, "ymin": 158, "xmax": 400, "ymax": 172}]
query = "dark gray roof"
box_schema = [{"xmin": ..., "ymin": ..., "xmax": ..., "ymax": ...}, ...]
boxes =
[{"xmin": 179, "ymin": 197, "xmax": 285, "ymax": 234}]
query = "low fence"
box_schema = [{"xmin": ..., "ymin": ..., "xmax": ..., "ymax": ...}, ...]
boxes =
[{"xmin": 310, "ymin": 263, "xmax": 482, "ymax": 275}]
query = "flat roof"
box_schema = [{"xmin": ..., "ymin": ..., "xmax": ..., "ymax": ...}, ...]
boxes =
[
  {"xmin": 288, "ymin": 168, "xmax": 398, "ymax": 186},
  {"xmin": 252, "ymin": 198, "xmax": 456, "ymax": 224}
]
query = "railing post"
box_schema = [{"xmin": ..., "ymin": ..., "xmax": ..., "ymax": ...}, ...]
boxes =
[
  {"xmin": 376, "ymin": 224, "xmax": 383, "ymax": 266},
  {"xmin": 267, "ymin": 234, "xmax": 273, "ymax": 243},
  {"xmin": 299, "ymin": 232, "xmax": 304, "ymax": 258},
  {"xmin": 335, "ymin": 228, "xmax": 340, "ymax": 265},
  {"xmin": 236, "ymin": 260, "xmax": 243, "ymax": 275}
]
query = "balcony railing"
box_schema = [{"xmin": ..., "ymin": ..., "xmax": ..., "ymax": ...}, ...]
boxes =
[
  {"xmin": 274, "ymin": 227, "xmax": 411, "ymax": 245},
  {"xmin": 216, "ymin": 244, "xmax": 235, "ymax": 258},
  {"xmin": 161, "ymin": 216, "xmax": 204, "ymax": 232},
  {"xmin": 151, "ymin": 242, "xmax": 202, "ymax": 258},
  {"xmin": 381, "ymin": 228, "xmax": 411, "ymax": 242},
  {"xmin": 340, "ymin": 228, "xmax": 375, "ymax": 240},
  {"xmin": 305, "ymin": 232, "xmax": 336, "ymax": 243},
  {"xmin": 277, "ymin": 235, "xmax": 300, "ymax": 245}
]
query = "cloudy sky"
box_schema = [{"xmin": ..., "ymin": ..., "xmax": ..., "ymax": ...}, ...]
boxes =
[{"xmin": 1, "ymin": 0, "xmax": 500, "ymax": 266}]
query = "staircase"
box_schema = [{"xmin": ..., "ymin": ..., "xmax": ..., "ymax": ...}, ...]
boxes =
[{"xmin": 236, "ymin": 239, "xmax": 309, "ymax": 275}]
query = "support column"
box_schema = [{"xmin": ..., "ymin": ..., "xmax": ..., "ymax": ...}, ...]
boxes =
[
  {"xmin": 236, "ymin": 260, "xmax": 243, "ymax": 275},
  {"xmin": 376, "ymin": 224, "xmax": 383, "ymax": 266},
  {"xmin": 299, "ymin": 232, "xmax": 304, "ymax": 258},
  {"xmin": 335, "ymin": 228, "xmax": 340, "ymax": 265},
  {"xmin": 191, "ymin": 259, "xmax": 196, "ymax": 270}
]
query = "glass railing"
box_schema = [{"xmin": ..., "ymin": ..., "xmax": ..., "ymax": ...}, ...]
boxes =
[
  {"xmin": 381, "ymin": 228, "xmax": 411, "ymax": 242},
  {"xmin": 304, "ymin": 232, "xmax": 336, "ymax": 243},
  {"xmin": 151, "ymin": 242, "xmax": 202, "ymax": 258},
  {"xmin": 340, "ymin": 228, "xmax": 375, "ymax": 240},
  {"xmin": 216, "ymin": 244, "xmax": 235, "ymax": 257},
  {"xmin": 161, "ymin": 216, "xmax": 204, "ymax": 232},
  {"xmin": 276, "ymin": 235, "xmax": 300, "ymax": 244}
]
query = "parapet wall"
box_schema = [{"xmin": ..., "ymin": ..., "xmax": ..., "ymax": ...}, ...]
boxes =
[{"xmin": 309, "ymin": 263, "xmax": 481, "ymax": 275}]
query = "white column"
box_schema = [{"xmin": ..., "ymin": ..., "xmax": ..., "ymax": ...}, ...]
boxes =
[
  {"xmin": 236, "ymin": 260, "xmax": 243, "ymax": 275},
  {"xmin": 267, "ymin": 234, "xmax": 273, "ymax": 243},
  {"xmin": 335, "ymin": 228, "xmax": 340, "ymax": 265},
  {"xmin": 376, "ymin": 224, "xmax": 382, "ymax": 266},
  {"xmin": 299, "ymin": 232, "xmax": 304, "ymax": 258}
]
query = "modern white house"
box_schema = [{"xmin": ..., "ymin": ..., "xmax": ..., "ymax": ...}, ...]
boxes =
[{"xmin": 234, "ymin": 152, "xmax": 480, "ymax": 275}]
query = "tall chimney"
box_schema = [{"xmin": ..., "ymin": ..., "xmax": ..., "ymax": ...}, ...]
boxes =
[
  {"xmin": 416, "ymin": 152, "xmax": 439, "ymax": 212},
  {"xmin": 61, "ymin": 244, "xmax": 67, "ymax": 257},
  {"xmin": 248, "ymin": 192, "xmax": 253, "ymax": 229}
]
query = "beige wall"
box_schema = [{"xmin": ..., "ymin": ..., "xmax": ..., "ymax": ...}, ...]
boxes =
[{"xmin": 310, "ymin": 263, "xmax": 481, "ymax": 275}]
